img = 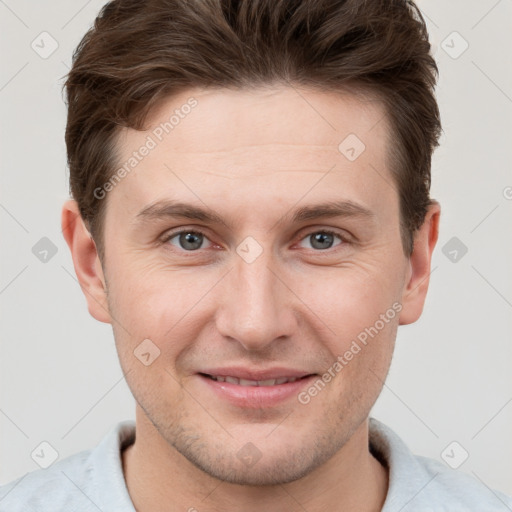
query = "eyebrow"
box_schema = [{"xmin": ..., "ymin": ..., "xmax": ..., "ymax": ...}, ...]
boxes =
[{"xmin": 135, "ymin": 199, "xmax": 375, "ymax": 227}]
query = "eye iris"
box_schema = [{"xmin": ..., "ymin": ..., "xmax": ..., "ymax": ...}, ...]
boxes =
[
  {"xmin": 311, "ymin": 232, "xmax": 334, "ymax": 250},
  {"xmin": 179, "ymin": 232, "xmax": 203, "ymax": 250}
]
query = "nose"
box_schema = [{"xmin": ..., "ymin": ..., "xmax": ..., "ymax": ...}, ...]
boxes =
[{"xmin": 215, "ymin": 248, "xmax": 298, "ymax": 352}]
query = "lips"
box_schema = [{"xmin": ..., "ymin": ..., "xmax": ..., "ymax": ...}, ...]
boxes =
[
  {"xmin": 196, "ymin": 367, "xmax": 317, "ymax": 408},
  {"xmin": 198, "ymin": 371, "xmax": 317, "ymax": 408}
]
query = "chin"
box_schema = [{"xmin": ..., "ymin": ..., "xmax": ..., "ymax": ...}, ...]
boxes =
[
  {"xmin": 171, "ymin": 431, "xmax": 337, "ymax": 486},
  {"xmin": 187, "ymin": 453, "xmax": 317, "ymax": 486}
]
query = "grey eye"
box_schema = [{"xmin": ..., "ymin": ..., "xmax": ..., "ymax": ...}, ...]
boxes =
[
  {"xmin": 168, "ymin": 231, "xmax": 208, "ymax": 251},
  {"xmin": 299, "ymin": 231, "xmax": 343, "ymax": 250}
]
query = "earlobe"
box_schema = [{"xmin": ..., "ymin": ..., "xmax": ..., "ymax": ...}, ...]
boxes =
[
  {"xmin": 399, "ymin": 201, "xmax": 441, "ymax": 325},
  {"xmin": 61, "ymin": 200, "xmax": 112, "ymax": 324}
]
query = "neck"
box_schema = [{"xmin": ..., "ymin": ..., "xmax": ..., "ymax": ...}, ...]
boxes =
[{"xmin": 122, "ymin": 408, "xmax": 388, "ymax": 512}]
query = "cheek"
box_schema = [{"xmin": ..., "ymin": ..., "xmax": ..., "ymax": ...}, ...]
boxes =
[
  {"xmin": 106, "ymin": 262, "xmax": 217, "ymax": 365},
  {"xmin": 108, "ymin": 259, "xmax": 197, "ymax": 325},
  {"xmin": 290, "ymin": 265, "xmax": 402, "ymax": 393},
  {"xmin": 295, "ymin": 263, "xmax": 402, "ymax": 336},
  {"xmin": 107, "ymin": 269, "xmax": 191, "ymax": 402}
]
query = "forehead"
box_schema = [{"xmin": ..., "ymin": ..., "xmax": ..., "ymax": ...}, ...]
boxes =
[
  {"xmin": 109, "ymin": 85, "xmax": 395, "ymax": 221},
  {"xmin": 140, "ymin": 85, "xmax": 389, "ymax": 157}
]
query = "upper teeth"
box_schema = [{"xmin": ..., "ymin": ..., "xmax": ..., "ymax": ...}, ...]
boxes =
[{"xmin": 210, "ymin": 375, "xmax": 298, "ymax": 386}]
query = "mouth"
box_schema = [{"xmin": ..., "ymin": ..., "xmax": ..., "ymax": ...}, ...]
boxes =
[
  {"xmin": 197, "ymin": 372, "xmax": 318, "ymax": 408},
  {"xmin": 199, "ymin": 373, "xmax": 313, "ymax": 386}
]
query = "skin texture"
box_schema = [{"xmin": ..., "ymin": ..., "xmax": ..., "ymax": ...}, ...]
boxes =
[{"xmin": 62, "ymin": 85, "xmax": 440, "ymax": 512}]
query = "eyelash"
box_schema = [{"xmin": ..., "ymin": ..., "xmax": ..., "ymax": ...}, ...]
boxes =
[{"xmin": 160, "ymin": 227, "xmax": 350, "ymax": 256}]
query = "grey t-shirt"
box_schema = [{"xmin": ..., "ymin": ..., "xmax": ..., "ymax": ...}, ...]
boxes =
[{"xmin": 1, "ymin": 417, "xmax": 511, "ymax": 511}]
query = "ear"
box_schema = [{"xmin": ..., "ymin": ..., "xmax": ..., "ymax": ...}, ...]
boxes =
[
  {"xmin": 61, "ymin": 199, "xmax": 112, "ymax": 324},
  {"xmin": 399, "ymin": 201, "xmax": 441, "ymax": 325}
]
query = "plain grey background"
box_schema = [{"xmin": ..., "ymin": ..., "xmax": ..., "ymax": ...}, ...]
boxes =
[{"xmin": 1, "ymin": 0, "xmax": 511, "ymax": 496}]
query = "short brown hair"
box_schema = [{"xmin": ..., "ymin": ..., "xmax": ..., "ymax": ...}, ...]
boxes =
[{"xmin": 63, "ymin": 0, "xmax": 441, "ymax": 258}]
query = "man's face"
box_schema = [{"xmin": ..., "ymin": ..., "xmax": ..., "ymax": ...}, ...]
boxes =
[{"xmin": 100, "ymin": 86, "xmax": 410, "ymax": 485}]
